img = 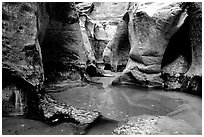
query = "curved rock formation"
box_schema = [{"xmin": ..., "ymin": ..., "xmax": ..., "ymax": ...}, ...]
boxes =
[
  {"xmin": 105, "ymin": 2, "xmax": 201, "ymax": 95},
  {"xmin": 161, "ymin": 3, "xmax": 202, "ymax": 96},
  {"xmin": 38, "ymin": 2, "xmax": 88, "ymax": 86},
  {"xmin": 2, "ymin": 2, "xmax": 103, "ymax": 125},
  {"xmin": 103, "ymin": 12, "xmax": 130, "ymax": 72},
  {"xmin": 180, "ymin": 3, "xmax": 202, "ymax": 95}
]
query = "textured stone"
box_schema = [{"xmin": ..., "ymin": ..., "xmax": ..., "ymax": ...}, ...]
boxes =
[
  {"xmin": 108, "ymin": 2, "xmax": 201, "ymax": 94},
  {"xmin": 2, "ymin": 2, "xmax": 44, "ymax": 88},
  {"xmin": 79, "ymin": 15, "xmax": 96, "ymax": 62},
  {"xmin": 39, "ymin": 93, "xmax": 101, "ymax": 125},
  {"xmin": 125, "ymin": 2, "xmax": 187, "ymax": 88},
  {"xmin": 2, "ymin": 2, "xmax": 104, "ymax": 124},
  {"xmin": 103, "ymin": 12, "xmax": 130, "ymax": 72},
  {"xmin": 113, "ymin": 115, "xmax": 199, "ymax": 135},
  {"xmin": 108, "ymin": 2, "xmax": 188, "ymax": 88},
  {"xmin": 2, "ymin": 2, "xmax": 44, "ymax": 116},
  {"xmin": 39, "ymin": 2, "xmax": 88, "ymax": 85},
  {"xmin": 180, "ymin": 3, "xmax": 202, "ymax": 96},
  {"xmin": 162, "ymin": 2, "xmax": 202, "ymax": 95}
]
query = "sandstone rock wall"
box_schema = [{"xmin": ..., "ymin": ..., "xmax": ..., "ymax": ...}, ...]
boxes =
[
  {"xmin": 2, "ymin": 2, "xmax": 44, "ymax": 88},
  {"xmin": 108, "ymin": 2, "xmax": 202, "ymax": 95},
  {"xmin": 2, "ymin": 2, "xmax": 43, "ymax": 116},
  {"xmin": 39, "ymin": 3, "xmax": 87, "ymax": 84},
  {"xmin": 77, "ymin": 2, "xmax": 130, "ymax": 65},
  {"xmin": 2, "ymin": 2, "xmax": 103, "ymax": 123}
]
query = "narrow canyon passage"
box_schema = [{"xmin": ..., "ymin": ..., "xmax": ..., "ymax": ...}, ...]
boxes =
[{"xmin": 2, "ymin": 2, "xmax": 202, "ymax": 135}]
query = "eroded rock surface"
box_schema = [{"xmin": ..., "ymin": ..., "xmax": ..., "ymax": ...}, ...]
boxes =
[
  {"xmin": 2, "ymin": 2, "xmax": 44, "ymax": 116},
  {"xmin": 2, "ymin": 2, "xmax": 202, "ymax": 135},
  {"xmin": 77, "ymin": 2, "xmax": 130, "ymax": 66},
  {"xmin": 39, "ymin": 93, "xmax": 101, "ymax": 125},
  {"xmin": 2, "ymin": 2, "xmax": 104, "ymax": 125},
  {"xmin": 105, "ymin": 2, "xmax": 202, "ymax": 95},
  {"xmin": 38, "ymin": 2, "xmax": 88, "ymax": 86},
  {"xmin": 2, "ymin": 2, "xmax": 44, "ymax": 88}
]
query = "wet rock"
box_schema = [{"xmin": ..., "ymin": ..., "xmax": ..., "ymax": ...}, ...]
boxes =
[
  {"xmin": 112, "ymin": 71, "xmax": 164, "ymax": 88},
  {"xmin": 2, "ymin": 2, "xmax": 44, "ymax": 116},
  {"xmin": 113, "ymin": 115, "xmax": 199, "ymax": 135},
  {"xmin": 39, "ymin": 93, "xmax": 101, "ymax": 125},
  {"xmin": 2, "ymin": 117, "xmax": 88, "ymax": 135},
  {"xmin": 2, "ymin": 74, "xmax": 40, "ymax": 117},
  {"xmin": 181, "ymin": 76, "xmax": 202, "ymax": 96},
  {"xmin": 2, "ymin": 85, "xmax": 22, "ymax": 116}
]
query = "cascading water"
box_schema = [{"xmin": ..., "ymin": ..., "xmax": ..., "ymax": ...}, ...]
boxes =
[{"xmin": 13, "ymin": 89, "xmax": 25, "ymax": 116}]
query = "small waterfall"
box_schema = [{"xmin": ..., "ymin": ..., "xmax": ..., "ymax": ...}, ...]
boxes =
[{"xmin": 13, "ymin": 89, "xmax": 25, "ymax": 115}]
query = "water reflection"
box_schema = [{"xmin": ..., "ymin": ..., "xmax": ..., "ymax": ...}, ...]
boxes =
[{"xmin": 2, "ymin": 81, "xmax": 202, "ymax": 135}]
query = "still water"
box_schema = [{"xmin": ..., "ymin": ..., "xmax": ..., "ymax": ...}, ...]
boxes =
[{"xmin": 2, "ymin": 76, "xmax": 202, "ymax": 135}]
